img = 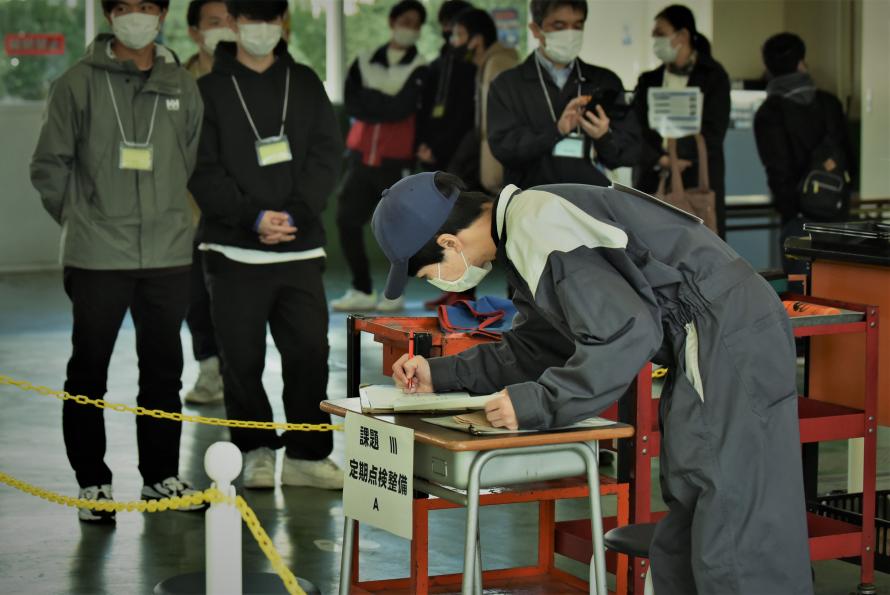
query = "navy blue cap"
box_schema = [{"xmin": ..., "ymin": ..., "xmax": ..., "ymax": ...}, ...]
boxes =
[{"xmin": 372, "ymin": 172, "xmax": 459, "ymax": 300}]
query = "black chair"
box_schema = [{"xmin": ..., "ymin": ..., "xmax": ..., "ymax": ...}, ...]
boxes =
[{"xmin": 604, "ymin": 522, "xmax": 657, "ymax": 594}]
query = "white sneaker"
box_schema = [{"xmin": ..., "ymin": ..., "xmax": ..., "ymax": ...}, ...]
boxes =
[
  {"xmin": 141, "ymin": 476, "xmax": 207, "ymax": 511},
  {"xmin": 281, "ymin": 457, "xmax": 344, "ymax": 490},
  {"xmin": 242, "ymin": 447, "xmax": 276, "ymax": 489},
  {"xmin": 78, "ymin": 484, "xmax": 116, "ymax": 523},
  {"xmin": 185, "ymin": 356, "xmax": 224, "ymax": 405},
  {"xmin": 331, "ymin": 289, "xmax": 378, "ymax": 312},
  {"xmin": 375, "ymin": 296, "xmax": 405, "ymax": 312}
]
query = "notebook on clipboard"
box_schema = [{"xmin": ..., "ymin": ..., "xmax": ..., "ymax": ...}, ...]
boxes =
[{"xmin": 359, "ymin": 385, "xmax": 496, "ymax": 414}]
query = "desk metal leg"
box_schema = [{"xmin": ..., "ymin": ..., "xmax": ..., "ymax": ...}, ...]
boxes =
[
  {"xmin": 474, "ymin": 528, "xmax": 482, "ymax": 594},
  {"xmin": 339, "ymin": 517, "xmax": 356, "ymax": 595},
  {"xmin": 461, "ymin": 455, "xmax": 483, "ymax": 595},
  {"xmin": 584, "ymin": 441, "xmax": 607, "ymax": 595},
  {"xmin": 458, "ymin": 444, "xmax": 608, "ymax": 595}
]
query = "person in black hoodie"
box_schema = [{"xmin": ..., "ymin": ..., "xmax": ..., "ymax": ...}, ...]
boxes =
[
  {"xmin": 416, "ymin": 0, "xmax": 477, "ymax": 172},
  {"xmin": 189, "ymin": 0, "xmax": 344, "ymax": 490},
  {"xmin": 754, "ymin": 33, "xmax": 853, "ymax": 274},
  {"xmin": 632, "ymin": 4, "xmax": 731, "ymax": 238},
  {"xmin": 486, "ymin": 0, "xmax": 641, "ymax": 190}
]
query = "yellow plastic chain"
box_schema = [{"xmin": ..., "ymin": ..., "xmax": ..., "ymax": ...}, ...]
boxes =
[
  {"xmin": 0, "ymin": 471, "xmax": 306, "ymax": 595},
  {"xmin": 0, "ymin": 375, "xmax": 342, "ymax": 433}
]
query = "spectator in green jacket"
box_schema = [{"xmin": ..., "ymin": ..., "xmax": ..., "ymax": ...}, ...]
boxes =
[{"xmin": 30, "ymin": 0, "xmax": 204, "ymax": 524}]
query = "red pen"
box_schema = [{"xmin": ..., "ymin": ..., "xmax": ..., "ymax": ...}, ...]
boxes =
[{"xmin": 407, "ymin": 331, "xmax": 416, "ymax": 391}]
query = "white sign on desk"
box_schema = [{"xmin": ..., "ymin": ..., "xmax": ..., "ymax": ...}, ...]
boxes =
[
  {"xmin": 343, "ymin": 411, "xmax": 414, "ymax": 540},
  {"xmin": 647, "ymin": 87, "xmax": 703, "ymax": 138}
]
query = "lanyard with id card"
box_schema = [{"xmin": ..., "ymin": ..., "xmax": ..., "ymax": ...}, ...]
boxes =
[
  {"xmin": 232, "ymin": 68, "xmax": 293, "ymax": 167},
  {"xmin": 106, "ymin": 71, "xmax": 160, "ymax": 172},
  {"xmin": 535, "ymin": 57, "xmax": 589, "ymax": 160}
]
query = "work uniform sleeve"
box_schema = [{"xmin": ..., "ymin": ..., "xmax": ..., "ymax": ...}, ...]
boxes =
[
  {"xmin": 344, "ymin": 59, "xmax": 426, "ymax": 123},
  {"xmin": 486, "ymin": 75, "xmax": 562, "ymax": 168},
  {"xmin": 188, "ymin": 88, "xmax": 259, "ymax": 230},
  {"xmin": 753, "ymin": 102, "xmax": 799, "ymax": 221},
  {"xmin": 283, "ymin": 70, "xmax": 343, "ymax": 229},
  {"xmin": 507, "ymin": 256, "xmax": 663, "ymax": 429},
  {"xmin": 30, "ymin": 76, "xmax": 79, "ymax": 225},
  {"xmin": 591, "ymin": 72, "xmax": 641, "ymax": 168},
  {"xmin": 428, "ymin": 291, "xmax": 574, "ymax": 395}
]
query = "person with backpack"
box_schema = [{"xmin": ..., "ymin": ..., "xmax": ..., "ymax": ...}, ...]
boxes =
[{"xmin": 754, "ymin": 33, "xmax": 853, "ymax": 274}]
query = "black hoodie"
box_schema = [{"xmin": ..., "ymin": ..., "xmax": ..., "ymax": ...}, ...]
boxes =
[{"xmin": 189, "ymin": 41, "xmax": 343, "ymax": 252}]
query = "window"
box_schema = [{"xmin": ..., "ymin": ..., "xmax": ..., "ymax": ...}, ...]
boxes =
[{"xmin": 0, "ymin": 0, "xmax": 86, "ymax": 102}]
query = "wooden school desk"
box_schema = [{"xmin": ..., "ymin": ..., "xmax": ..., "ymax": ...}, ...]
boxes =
[{"xmin": 322, "ymin": 398, "xmax": 634, "ymax": 595}]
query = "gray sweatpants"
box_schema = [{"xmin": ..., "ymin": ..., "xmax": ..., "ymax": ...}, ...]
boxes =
[{"xmin": 650, "ymin": 270, "xmax": 814, "ymax": 594}]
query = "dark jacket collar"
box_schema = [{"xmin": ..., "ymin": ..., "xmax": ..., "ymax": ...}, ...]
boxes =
[
  {"xmin": 370, "ymin": 43, "xmax": 419, "ymax": 67},
  {"xmin": 519, "ymin": 52, "xmax": 588, "ymax": 83}
]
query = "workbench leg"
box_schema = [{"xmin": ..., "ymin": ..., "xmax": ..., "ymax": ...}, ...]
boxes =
[
  {"xmin": 411, "ymin": 500, "xmax": 429, "ymax": 594},
  {"xmin": 339, "ymin": 517, "xmax": 356, "ymax": 595},
  {"xmin": 585, "ymin": 442, "xmax": 608, "ymax": 595},
  {"xmin": 346, "ymin": 315, "xmax": 361, "ymax": 399},
  {"xmin": 538, "ymin": 500, "xmax": 556, "ymax": 572}
]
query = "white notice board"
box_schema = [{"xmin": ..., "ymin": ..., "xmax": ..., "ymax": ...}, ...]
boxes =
[
  {"xmin": 647, "ymin": 87, "xmax": 703, "ymax": 139},
  {"xmin": 343, "ymin": 411, "xmax": 414, "ymax": 540}
]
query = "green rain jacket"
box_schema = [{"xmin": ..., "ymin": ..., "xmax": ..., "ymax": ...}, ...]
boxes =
[{"xmin": 31, "ymin": 34, "xmax": 203, "ymax": 269}]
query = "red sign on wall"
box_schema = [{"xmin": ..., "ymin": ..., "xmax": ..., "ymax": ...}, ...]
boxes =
[{"xmin": 4, "ymin": 33, "xmax": 66, "ymax": 56}]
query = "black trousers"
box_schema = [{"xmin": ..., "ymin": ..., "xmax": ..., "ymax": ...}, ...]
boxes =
[
  {"xmin": 203, "ymin": 252, "xmax": 332, "ymax": 459},
  {"xmin": 336, "ymin": 156, "xmax": 406, "ymax": 294},
  {"xmin": 62, "ymin": 267, "xmax": 190, "ymax": 488},
  {"xmin": 185, "ymin": 246, "xmax": 219, "ymax": 361}
]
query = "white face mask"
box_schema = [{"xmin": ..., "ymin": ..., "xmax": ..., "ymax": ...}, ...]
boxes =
[
  {"xmin": 542, "ymin": 29, "xmax": 583, "ymax": 65},
  {"xmin": 653, "ymin": 35, "xmax": 679, "ymax": 63},
  {"xmin": 392, "ymin": 27, "xmax": 420, "ymax": 48},
  {"xmin": 112, "ymin": 13, "xmax": 160, "ymax": 50},
  {"xmin": 428, "ymin": 251, "xmax": 492, "ymax": 293},
  {"xmin": 202, "ymin": 27, "xmax": 238, "ymax": 55},
  {"xmin": 238, "ymin": 23, "xmax": 282, "ymax": 58}
]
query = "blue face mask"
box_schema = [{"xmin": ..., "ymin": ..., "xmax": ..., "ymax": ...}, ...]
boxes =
[{"xmin": 427, "ymin": 251, "xmax": 492, "ymax": 292}]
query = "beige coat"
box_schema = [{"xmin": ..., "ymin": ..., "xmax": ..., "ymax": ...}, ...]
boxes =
[{"xmin": 478, "ymin": 42, "xmax": 519, "ymax": 194}]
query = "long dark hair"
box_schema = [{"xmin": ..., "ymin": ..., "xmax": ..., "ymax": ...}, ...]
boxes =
[{"xmin": 656, "ymin": 4, "xmax": 711, "ymax": 57}]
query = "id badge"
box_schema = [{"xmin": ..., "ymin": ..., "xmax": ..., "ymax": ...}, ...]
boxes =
[
  {"xmin": 255, "ymin": 135, "xmax": 293, "ymax": 167},
  {"xmin": 119, "ymin": 142, "xmax": 153, "ymax": 171},
  {"xmin": 432, "ymin": 104, "xmax": 445, "ymax": 118},
  {"xmin": 552, "ymin": 133, "xmax": 585, "ymax": 159}
]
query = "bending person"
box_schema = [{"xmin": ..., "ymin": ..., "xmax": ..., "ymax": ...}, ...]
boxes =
[{"xmin": 372, "ymin": 171, "xmax": 813, "ymax": 595}]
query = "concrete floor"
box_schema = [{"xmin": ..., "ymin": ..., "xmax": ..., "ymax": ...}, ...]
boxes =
[{"xmin": 0, "ymin": 270, "xmax": 888, "ymax": 595}]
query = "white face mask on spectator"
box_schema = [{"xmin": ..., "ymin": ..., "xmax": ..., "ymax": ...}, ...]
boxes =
[
  {"xmin": 238, "ymin": 23, "xmax": 282, "ymax": 58},
  {"xmin": 392, "ymin": 27, "xmax": 420, "ymax": 47},
  {"xmin": 112, "ymin": 13, "xmax": 160, "ymax": 50},
  {"xmin": 542, "ymin": 29, "xmax": 583, "ymax": 64},
  {"xmin": 653, "ymin": 35, "xmax": 679, "ymax": 63},
  {"xmin": 202, "ymin": 27, "xmax": 238, "ymax": 54}
]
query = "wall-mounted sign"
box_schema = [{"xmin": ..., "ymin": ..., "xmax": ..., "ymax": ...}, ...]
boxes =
[
  {"xmin": 492, "ymin": 8, "xmax": 521, "ymax": 49},
  {"xmin": 5, "ymin": 34, "xmax": 66, "ymax": 57}
]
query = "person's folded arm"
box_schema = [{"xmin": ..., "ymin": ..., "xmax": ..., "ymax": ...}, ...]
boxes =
[
  {"xmin": 188, "ymin": 93, "xmax": 259, "ymax": 230},
  {"xmin": 506, "ymin": 256, "xmax": 663, "ymax": 429},
  {"xmin": 428, "ymin": 291, "xmax": 574, "ymax": 395}
]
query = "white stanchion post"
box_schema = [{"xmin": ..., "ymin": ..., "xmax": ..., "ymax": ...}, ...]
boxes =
[{"xmin": 204, "ymin": 442, "xmax": 243, "ymax": 595}]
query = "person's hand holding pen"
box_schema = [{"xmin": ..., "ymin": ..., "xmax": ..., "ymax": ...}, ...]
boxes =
[{"xmin": 392, "ymin": 350, "xmax": 433, "ymax": 395}]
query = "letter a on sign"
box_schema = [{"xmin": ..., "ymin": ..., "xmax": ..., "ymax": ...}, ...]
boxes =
[{"xmin": 373, "ymin": 498, "xmax": 379, "ymax": 511}]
